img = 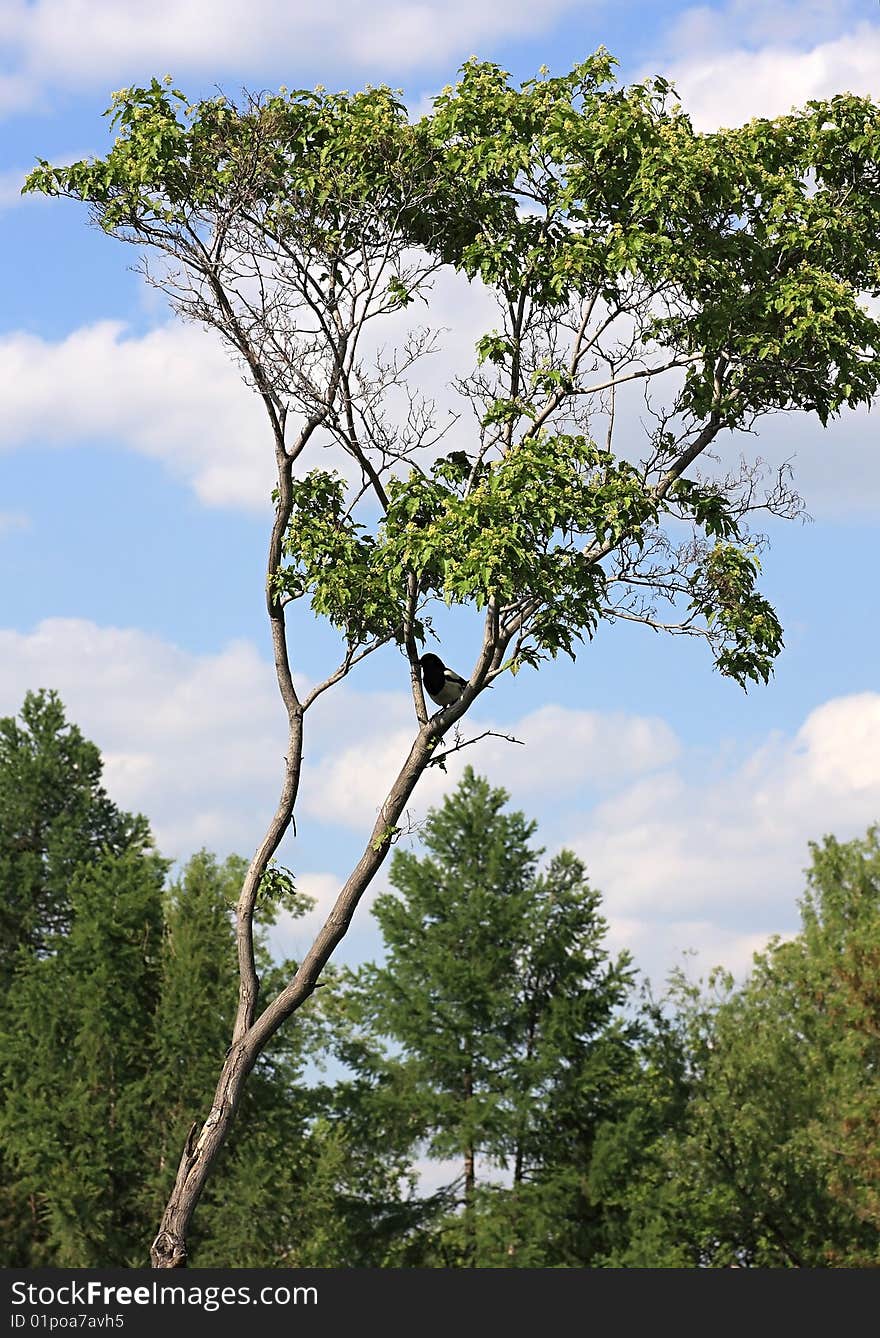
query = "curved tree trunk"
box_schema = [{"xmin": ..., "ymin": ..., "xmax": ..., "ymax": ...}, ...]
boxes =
[{"xmin": 149, "ymin": 729, "xmax": 435, "ymax": 1267}]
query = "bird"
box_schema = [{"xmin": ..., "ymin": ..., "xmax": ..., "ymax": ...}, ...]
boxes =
[{"xmin": 418, "ymin": 653, "xmax": 468, "ymax": 710}]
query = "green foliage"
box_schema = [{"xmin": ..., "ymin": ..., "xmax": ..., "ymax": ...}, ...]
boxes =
[
  {"xmin": 343, "ymin": 769, "xmax": 636, "ymax": 1265},
  {"xmin": 271, "ymin": 471, "xmax": 406, "ymax": 647},
  {"xmin": 688, "ymin": 543, "xmax": 784, "ymax": 686},
  {"xmin": 0, "ymin": 846, "xmax": 167, "ymax": 1265},
  {"xmin": 376, "ymin": 436, "xmax": 661, "ymax": 665},
  {"xmin": 595, "ymin": 829, "xmax": 880, "ymax": 1267},
  {"xmin": 26, "ymin": 56, "xmax": 880, "ymax": 698},
  {"xmin": 3, "ymin": 686, "xmax": 880, "ymax": 1267},
  {"xmin": 0, "ymin": 689, "xmax": 150, "ymax": 983},
  {"xmin": 256, "ymin": 858, "xmax": 311, "ymax": 923},
  {"xmin": 420, "ymin": 54, "xmax": 880, "ymax": 419},
  {"xmin": 0, "ymin": 694, "xmax": 429, "ymax": 1268},
  {"xmin": 25, "ymin": 76, "xmax": 419, "ymax": 243}
]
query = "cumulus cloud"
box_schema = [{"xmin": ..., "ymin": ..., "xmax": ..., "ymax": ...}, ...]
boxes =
[
  {"xmin": 661, "ymin": 15, "xmax": 880, "ymax": 129},
  {"xmin": 0, "ymin": 320, "xmax": 273, "ymax": 509},
  {"xmin": 664, "ymin": 0, "xmax": 868, "ymax": 58},
  {"xmin": 0, "ymin": 0, "xmax": 580, "ymax": 112},
  {"xmin": 0, "ymin": 617, "xmax": 286, "ymax": 857},
  {"xmin": 0, "ymin": 262, "xmax": 496, "ymax": 510},
  {"xmin": 723, "ymin": 405, "xmax": 880, "ymax": 521},
  {"xmin": 566, "ymin": 691, "xmax": 880, "ymax": 984},
  {"xmin": 270, "ymin": 872, "xmax": 342, "ymax": 956},
  {"xmin": 300, "ymin": 701, "xmax": 681, "ymax": 832},
  {"xmin": 1, "ymin": 309, "xmax": 873, "ymax": 521},
  {"xmin": 606, "ymin": 917, "xmax": 789, "ymax": 992}
]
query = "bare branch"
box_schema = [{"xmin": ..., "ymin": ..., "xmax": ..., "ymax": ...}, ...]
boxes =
[
  {"xmin": 427, "ymin": 727, "xmax": 525, "ymax": 769},
  {"xmin": 301, "ymin": 636, "xmax": 394, "ymax": 711}
]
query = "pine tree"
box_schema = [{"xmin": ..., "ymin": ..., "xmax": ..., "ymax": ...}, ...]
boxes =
[
  {"xmin": 0, "ymin": 846, "xmax": 167, "ymax": 1264},
  {"xmin": 0, "ymin": 691, "xmax": 155, "ymax": 1265},
  {"xmin": 148, "ymin": 849, "xmax": 317, "ymax": 1267},
  {"xmin": 350, "ymin": 768, "xmax": 635, "ymax": 1265},
  {"xmin": 0, "ymin": 689, "xmax": 149, "ymax": 983}
]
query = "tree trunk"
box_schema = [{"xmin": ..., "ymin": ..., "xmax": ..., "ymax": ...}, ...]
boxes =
[
  {"xmin": 462, "ymin": 1066, "xmax": 476, "ymax": 1267},
  {"xmin": 150, "ymin": 728, "xmax": 437, "ymax": 1267}
]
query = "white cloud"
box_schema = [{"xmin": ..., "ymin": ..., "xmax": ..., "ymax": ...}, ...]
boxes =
[
  {"xmin": 0, "ymin": 320, "xmax": 273, "ymax": 509},
  {"xmin": 607, "ymin": 917, "xmax": 785, "ymax": 988},
  {"xmin": 0, "ymin": 617, "xmax": 286, "ymax": 857},
  {"xmin": 663, "ymin": 17, "xmax": 880, "ymax": 130},
  {"xmin": 270, "ymin": 872, "xmax": 343, "ymax": 955},
  {"xmin": 664, "ymin": 1, "xmax": 867, "ymax": 57},
  {"xmin": 300, "ymin": 700, "xmax": 680, "ymax": 832},
  {"xmin": 0, "ymin": 0, "xmax": 581, "ymax": 112},
  {"xmin": 480, "ymin": 704, "xmax": 681, "ymax": 790},
  {"xmin": 726, "ymin": 404, "xmax": 880, "ymax": 520},
  {"xmin": 0, "ymin": 262, "xmax": 496, "ymax": 510},
  {"xmin": 566, "ymin": 691, "xmax": 880, "ymax": 984}
]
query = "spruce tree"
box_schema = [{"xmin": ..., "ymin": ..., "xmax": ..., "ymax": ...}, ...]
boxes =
[
  {"xmin": 352, "ymin": 768, "xmax": 635, "ymax": 1265},
  {"xmin": 0, "ymin": 690, "xmax": 155, "ymax": 1265},
  {"xmin": 0, "ymin": 847, "xmax": 167, "ymax": 1264},
  {"xmin": 0, "ymin": 689, "xmax": 149, "ymax": 983}
]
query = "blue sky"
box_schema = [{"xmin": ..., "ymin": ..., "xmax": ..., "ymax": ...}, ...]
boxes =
[{"xmin": 0, "ymin": 0, "xmax": 879, "ymax": 992}]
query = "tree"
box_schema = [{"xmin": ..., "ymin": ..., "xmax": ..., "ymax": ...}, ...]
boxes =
[
  {"xmin": 594, "ymin": 829, "xmax": 880, "ymax": 1267},
  {"xmin": 0, "ymin": 690, "xmax": 153, "ymax": 1263},
  {"xmin": 0, "ymin": 846, "xmax": 167, "ymax": 1265},
  {"xmin": 151, "ymin": 851, "xmax": 417, "ymax": 1267},
  {"xmin": 806, "ymin": 828, "xmax": 880, "ymax": 1262},
  {"xmin": 344, "ymin": 769, "xmax": 634, "ymax": 1266},
  {"xmin": 0, "ymin": 689, "xmax": 150, "ymax": 985},
  {"xmin": 24, "ymin": 52, "xmax": 880, "ymax": 1264},
  {"xmin": 149, "ymin": 850, "xmax": 319, "ymax": 1268},
  {"xmin": 587, "ymin": 969, "xmax": 730, "ymax": 1268}
]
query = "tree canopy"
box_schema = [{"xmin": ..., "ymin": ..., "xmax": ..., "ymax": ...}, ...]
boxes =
[{"xmin": 26, "ymin": 55, "xmax": 880, "ymax": 690}]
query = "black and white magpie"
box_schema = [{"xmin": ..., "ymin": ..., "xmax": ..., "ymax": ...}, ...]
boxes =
[{"xmin": 419, "ymin": 653, "xmax": 468, "ymax": 709}]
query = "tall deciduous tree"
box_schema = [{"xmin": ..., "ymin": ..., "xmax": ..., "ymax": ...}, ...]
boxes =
[{"xmin": 25, "ymin": 51, "xmax": 880, "ymax": 1263}]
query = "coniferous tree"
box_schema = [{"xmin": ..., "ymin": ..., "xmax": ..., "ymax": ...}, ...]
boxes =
[
  {"xmin": 148, "ymin": 850, "xmax": 415, "ymax": 1267},
  {"xmin": 0, "ymin": 846, "xmax": 167, "ymax": 1265},
  {"xmin": 0, "ymin": 691, "xmax": 155, "ymax": 1265},
  {"xmin": 348, "ymin": 768, "xmax": 636, "ymax": 1265},
  {"xmin": 153, "ymin": 850, "xmax": 318, "ymax": 1267},
  {"xmin": 0, "ymin": 689, "xmax": 150, "ymax": 984}
]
